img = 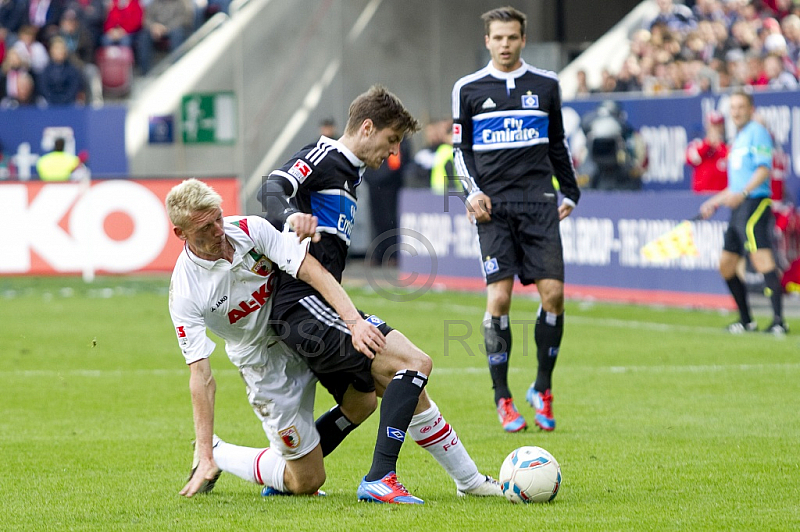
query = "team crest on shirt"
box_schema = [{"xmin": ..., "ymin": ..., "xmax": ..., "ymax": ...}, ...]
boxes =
[
  {"xmin": 522, "ymin": 93, "xmax": 539, "ymax": 109},
  {"xmin": 279, "ymin": 426, "xmax": 301, "ymax": 449},
  {"xmin": 248, "ymin": 249, "xmax": 272, "ymax": 276},
  {"xmin": 288, "ymin": 159, "xmax": 313, "ymax": 180},
  {"xmin": 452, "ymin": 124, "xmax": 462, "ymax": 144},
  {"xmin": 484, "ymin": 256, "xmax": 499, "ymax": 275}
]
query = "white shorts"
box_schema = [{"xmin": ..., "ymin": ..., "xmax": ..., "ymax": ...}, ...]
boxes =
[{"xmin": 238, "ymin": 340, "xmax": 320, "ymax": 460}]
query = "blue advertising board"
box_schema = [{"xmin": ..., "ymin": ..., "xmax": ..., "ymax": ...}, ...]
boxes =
[
  {"xmin": 563, "ymin": 91, "xmax": 800, "ymax": 202},
  {"xmin": 398, "ymin": 189, "xmax": 731, "ymax": 305},
  {"xmin": 0, "ymin": 106, "xmax": 128, "ymax": 178}
]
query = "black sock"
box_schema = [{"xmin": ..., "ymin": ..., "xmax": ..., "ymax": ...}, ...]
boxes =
[
  {"xmin": 365, "ymin": 370, "xmax": 427, "ymax": 481},
  {"xmin": 315, "ymin": 405, "xmax": 358, "ymax": 457},
  {"xmin": 726, "ymin": 276, "xmax": 752, "ymax": 324},
  {"xmin": 484, "ymin": 315, "xmax": 512, "ymax": 403},
  {"xmin": 763, "ymin": 269, "xmax": 784, "ymax": 323},
  {"xmin": 533, "ymin": 309, "xmax": 563, "ymax": 392}
]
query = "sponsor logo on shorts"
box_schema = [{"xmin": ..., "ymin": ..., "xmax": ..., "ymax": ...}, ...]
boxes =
[
  {"xmin": 483, "ymin": 257, "xmax": 499, "ymax": 275},
  {"xmin": 288, "ymin": 159, "xmax": 312, "ymax": 180},
  {"xmin": 366, "ymin": 315, "xmax": 385, "ymax": 327},
  {"xmin": 452, "ymin": 124, "xmax": 462, "ymax": 144},
  {"xmin": 522, "ymin": 94, "xmax": 539, "ymax": 109},
  {"xmin": 488, "ymin": 352, "xmax": 508, "ymax": 365},
  {"xmin": 387, "ymin": 427, "xmax": 405, "ymax": 442},
  {"xmin": 279, "ymin": 425, "xmax": 301, "ymax": 449},
  {"xmin": 548, "ymin": 347, "xmax": 560, "ymax": 358}
]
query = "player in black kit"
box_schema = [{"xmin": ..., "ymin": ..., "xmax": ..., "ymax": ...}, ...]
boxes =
[
  {"xmin": 452, "ymin": 7, "xmax": 580, "ymax": 433},
  {"xmin": 259, "ymin": 85, "xmax": 502, "ymax": 503}
]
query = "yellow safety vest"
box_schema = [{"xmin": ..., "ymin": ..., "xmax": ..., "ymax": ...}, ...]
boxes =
[
  {"xmin": 430, "ymin": 143, "xmax": 455, "ymax": 195},
  {"xmin": 36, "ymin": 151, "xmax": 80, "ymax": 181}
]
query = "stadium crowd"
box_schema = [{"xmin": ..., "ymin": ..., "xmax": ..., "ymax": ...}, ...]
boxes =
[
  {"xmin": 0, "ymin": 0, "xmax": 226, "ymax": 107},
  {"xmin": 574, "ymin": 0, "xmax": 800, "ymax": 96}
]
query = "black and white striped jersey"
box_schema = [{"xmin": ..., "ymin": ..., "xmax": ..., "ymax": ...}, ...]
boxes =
[
  {"xmin": 452, "ymin": 60, "xmax": 580, "ymax": 206},
  {"xmin": 263, "ymin": 135, "xmax": 366, "ymax": 318}
]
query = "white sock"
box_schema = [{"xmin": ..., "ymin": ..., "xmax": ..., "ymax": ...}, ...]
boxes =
[
  {"xmin": 213, "ymin": 441, "xmax": 286, "ymax": 491},
  {"xmin": 409, "ymin": 401, "xmax": 484, "ymax": 491}
]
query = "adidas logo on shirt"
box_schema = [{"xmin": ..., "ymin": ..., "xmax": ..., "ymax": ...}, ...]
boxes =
[{"xmin": 482, "ymin": 98, "xmax": 496, "ymax": 109}]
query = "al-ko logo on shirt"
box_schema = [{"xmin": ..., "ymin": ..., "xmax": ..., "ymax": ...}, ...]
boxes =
[{"xmin": 227, "ymin": 276, "xmax": 276, "ymax": 324}]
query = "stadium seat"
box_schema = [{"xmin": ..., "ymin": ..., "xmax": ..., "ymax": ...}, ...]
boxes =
[{"xmin": 95, "ymin": 46, "xmax": 134, "ymax": 97}]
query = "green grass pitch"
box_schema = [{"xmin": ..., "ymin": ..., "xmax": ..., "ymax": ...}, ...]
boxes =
[{"xmin": 2, "ymin": 276, "xmax": 799, "ymax": 531}]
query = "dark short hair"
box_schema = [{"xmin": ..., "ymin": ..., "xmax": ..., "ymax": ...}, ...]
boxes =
[
  {"xmin": 481, "ymin": 6, "xmax": 527, "ymax": 37},
  {"xmin": 345, "ymin": 85, "xmax": 420, "ymax": 136},
  {"xmin": 54, "ymin": 138, "xmax": 66, "ymax": 151}
]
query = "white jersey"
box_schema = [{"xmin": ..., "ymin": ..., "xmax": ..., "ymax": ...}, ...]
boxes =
[{"xmin": 168, "ymin": 216, "xmax": 310, "ymax": 368}]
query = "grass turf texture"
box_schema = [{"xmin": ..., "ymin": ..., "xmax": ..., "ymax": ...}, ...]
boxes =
[{"xmin": 2, "ymin": 276, "xmax": 799, "ymax": 531}]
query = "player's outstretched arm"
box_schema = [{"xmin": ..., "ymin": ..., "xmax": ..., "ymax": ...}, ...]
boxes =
[
  {"xmin": 180, "ymin": 358, "xmax": 220, "ymax": 497},
  {"xmin": 296, "ymin": 254, "xmax": 385, "ymax": 358}
]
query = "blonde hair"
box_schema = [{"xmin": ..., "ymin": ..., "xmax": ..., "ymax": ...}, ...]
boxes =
[{"xmin": 165, "ymin": 179, "xmax": 222, "ymax": 229}]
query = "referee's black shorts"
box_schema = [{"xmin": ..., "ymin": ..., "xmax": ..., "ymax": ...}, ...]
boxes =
[
  {"xmin": 723, "ymin": 197, "xmax": 774, "ymax": 256},
  {"xmin": 271, "ymin": 295, "xmax": 393, "ymax": 405},
  {"xmin": 476, "ymin": 201, "xmax": 565, "ymax": 286}
]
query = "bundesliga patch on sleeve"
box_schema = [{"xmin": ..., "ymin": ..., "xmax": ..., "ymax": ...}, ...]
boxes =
[
  {"xmin": 452, "ymin": 123, "xmax": 462, "ymax": 144},
  {"xmin": 288, "ymin": 159, "xmax": 313, "ymax": 181},
  {"xmin": 522, "ymin": 94, "xmax": 539, "ymax": 109}
]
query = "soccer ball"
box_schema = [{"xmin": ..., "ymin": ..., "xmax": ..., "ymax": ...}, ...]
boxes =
[{"xmin": 499, "ymin": 446, "xmax": 562, "ymax": 503}]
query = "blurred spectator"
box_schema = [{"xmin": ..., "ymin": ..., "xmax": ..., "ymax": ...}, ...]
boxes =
[
  {"xmin": 0, "ymin": 138, "xmax": 14, "ymax": 179},
  {"xmin": 1, "ymin": 70, "xmax": 43, "ymax": 107},
  {"xmin": 13, "ymin": 25, "xmax": 49, "ymax": 74},
  {"xmin": 574, "ymin": 69, "xmax": 591, "ymax": 97},
  {"xmin": 39, "ymin": 36, "xmax": 83, "ymax": 105},
  {"xmin": 1, "ymin": 0, "xmax": 27, "ymax": 39},
  {"xmin": 693, "ymin": 0, "xmax": 725, "ymax": 22},
  {"xmin": 411, "ymin": 118, "xmax": 447, "ymax": 187},
  {"xmin": 318, "ymin": 117, "xmax": 338, "ymax": 138},
  {"xmin": 36, "ymin": 136, "xmax": 87, "ymax": 181},
  {"xmin": 363, "ymin": 138, "xmax": 412, "ymax": 267},
  {"xmin": 1, "ymin": 46, "xmax": 31, "ymax": 97},
  {"xmin": 58, "ymin": 9, "xmax": 103, "ymax": 104},
  {"xmin": 429, "ymin": 120, "xmax": 455, "ymax": 195},
  {"xmin": 781, "ymin": 14, "xmax": 800, "ymax": 62},
  {"xmin": 580, "ymin": 101, "xmax": 646, "ymax": 190},
  {"xmin": 649, "ymin": 0, "xmax": 697, "ymax": 33},
  {"xmin": 686, "ymin": 110, "xmax": 728, "ymax": 193},
  {"xmin": 26, "ymin": 0, "xmax": 63, "ymax": 41},
  {"xmin": 763, "ymin": 53, "xmax": 798, "ymax": 87},
  {"xmin": 101, "ymin": 0, "xmax": 143, "ymax": 47},
  {"xmin": 65, "ymin": 0, "xmax": 106, "ymax": 48},
  {"xmin": 137, "ymin": 0, "xmax": 193, "ymax": 74},
  {"xmin": 763, "ymin": 0, "xmax": 794, "ymax": 20}
]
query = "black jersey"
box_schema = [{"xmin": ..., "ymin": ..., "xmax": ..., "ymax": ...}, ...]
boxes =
[
  {"xmin": 265, "ymin": 136, "xmax": 365, "ymax": 318},
  {"xmin": 452, "ymin": 60, "xmax": 580, "ymax": 206}
]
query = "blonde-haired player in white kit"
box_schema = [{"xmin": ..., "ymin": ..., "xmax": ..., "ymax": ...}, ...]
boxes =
[{"xmin": 167, "ymin": 178, "xmax": 385, "ymax": 497}]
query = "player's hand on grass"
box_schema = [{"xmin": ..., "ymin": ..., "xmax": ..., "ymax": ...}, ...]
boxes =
[
  {"xmin": 348, "ymin": 319, "xmax": 385, "ymax": 359},
  {"xmin": 180, "ymin": 457, "xmax": 220, "ymax": 498},
  {"xmin": 467, "ymin": 192, "xmax": 492, "ymax": 223},
  {"xmin": 287, "ymin": 213, "xmax": 321, "ymax": 243}
]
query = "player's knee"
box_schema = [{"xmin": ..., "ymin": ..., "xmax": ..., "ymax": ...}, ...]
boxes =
[
  {"xmin": 341, "ymin": 391, "xmax": 377, "ymax": 424},
  {"xmin": 292, "ymin": 469, "xmax": 326, "ymax": 494}
]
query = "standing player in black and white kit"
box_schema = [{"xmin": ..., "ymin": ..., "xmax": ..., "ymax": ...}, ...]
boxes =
[
  {"xmin": 452, "ymin": 7, "xmax": 580, "ymax": 433},
  {"xmin": 259, "ymin": 86, "xmax": 502, "ymax": 503}
]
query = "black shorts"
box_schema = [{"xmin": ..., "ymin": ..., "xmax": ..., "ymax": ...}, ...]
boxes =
[
  {"xmin": 272, "ymin": 295, "xmax": 394, "ymax": 405},
  {"xmin": 476, "ymin": 201, "xmax": 564, "ymax": 286},
  {"xmin": 723, "ymin": 197, "xmax": 774, "ymax": 255}
]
